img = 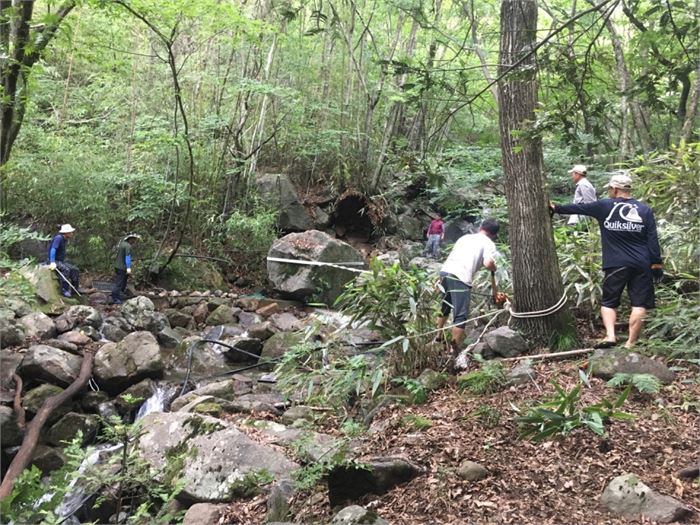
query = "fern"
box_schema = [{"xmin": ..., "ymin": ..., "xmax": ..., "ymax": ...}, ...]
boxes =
[
  {"xmin": 457, "ymin": 360, "xmax": 506, "ymax": 395},
  {"xmin": 607, "ymin": 373, "xmax": 662, "ymax": 394}
]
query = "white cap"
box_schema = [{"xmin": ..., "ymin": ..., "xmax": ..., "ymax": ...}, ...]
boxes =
[
  {"xmin": 59, "ymin": 224, "xmax": 76, "ymax": 234},
  {"xmin": 568, "ymin": 164, "xmax": 587, "ymax": 175},
  {"xmin": 604, "ymin": 172, "xmax": 633, "ymax": 190}
]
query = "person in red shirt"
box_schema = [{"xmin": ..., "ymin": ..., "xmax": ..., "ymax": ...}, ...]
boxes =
[{"xmin": 423, "ymin": 215, "xmax": 445, "ymax": 258}]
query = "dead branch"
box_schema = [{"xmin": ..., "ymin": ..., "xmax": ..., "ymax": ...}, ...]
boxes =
[
  {"xmin": 0, "ymin": 350, "xmax": 94, "ymax": 501},
  {"xmin": 12, "ymin": 373, "xmax": 25, "ymax": 432},
  {"xmin": 502, "ymin": 348, "xmax": 595, "ymax": 362}
]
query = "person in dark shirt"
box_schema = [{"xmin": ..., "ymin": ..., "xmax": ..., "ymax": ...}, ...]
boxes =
[
  {"xmin": 550, "ymin": 172, "xmax": 663, "ymax": 349},
  {"xmin": 47, "ymin": 224, "xmax": 80, "ymax": 297},
  {"xmin": 112, "ymin": 233, "xmax": 141, "ymax": 304}
]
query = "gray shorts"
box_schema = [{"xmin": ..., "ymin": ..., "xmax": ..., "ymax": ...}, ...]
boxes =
[{"xmin": 439, "ymin": 272, "xmax": 471, "ymax": 326}]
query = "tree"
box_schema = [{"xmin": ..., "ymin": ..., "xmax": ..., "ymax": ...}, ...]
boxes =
[
  {"xmin": 0, "ymin": 0, "xmax": 77, "ymax": 211},
  {"xmin": 497, "ymin": 0, "xmax": 575, "ymax": 346}
]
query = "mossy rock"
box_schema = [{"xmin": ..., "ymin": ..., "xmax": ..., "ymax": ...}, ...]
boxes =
[{"xmin": 158, "ymin": 258, "xmax": 226, "ymax": 291}]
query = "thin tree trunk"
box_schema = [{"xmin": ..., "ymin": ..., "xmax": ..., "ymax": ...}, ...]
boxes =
[
  {"xmin": 498, "ymin": 0, "xmax": 575, "ymax": 346},
  {"xmin": 0, "ymin": 350, "xmax": 94, "ymax": 501},
  {"xmin": 681, "ymin": 51, "xmax": 700, "ymax": 143}
]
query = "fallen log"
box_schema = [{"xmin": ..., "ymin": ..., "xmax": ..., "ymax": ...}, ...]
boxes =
[
  {"xmin": 12, "ymin": 373, "xmax": 26, "ymax": 432},
  {"xmin": 0, "ymin": 350, "xmax": 95, "ymax": 501}
]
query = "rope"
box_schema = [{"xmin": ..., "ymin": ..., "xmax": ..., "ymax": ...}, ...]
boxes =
[
  {"xmin": 266, "ymin": 256, "xmax": 368, "ymax": 274},
  {"xmin": 505, "ymin": 291, "xmax": 568, "ymax": 319}
]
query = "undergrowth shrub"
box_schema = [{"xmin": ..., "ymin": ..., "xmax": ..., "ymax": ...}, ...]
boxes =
[
  {"xmin": 607, "ymin": 373, "xmax": 662, "ymax": 395},
  {"xmin": 457, "ymin": 359, "xmax": 506, "ymax": 395},
  {"xmin": 0, "ymin": 219, "xmax": 47, "ymax": 302}
]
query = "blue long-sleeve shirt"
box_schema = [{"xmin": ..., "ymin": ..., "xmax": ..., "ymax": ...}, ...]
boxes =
[
  {"xmin": 47, "ymin": 234, "xmax": 67, "ymax": 263},
  {"xmin": 554, "ymin": 198, "xmax": 662, "ymax": 269}
]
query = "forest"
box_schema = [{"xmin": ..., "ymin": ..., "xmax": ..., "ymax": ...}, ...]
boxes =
[{"xmin": 0, "ymin": 0, "xmax": 698, "ymax": 524}]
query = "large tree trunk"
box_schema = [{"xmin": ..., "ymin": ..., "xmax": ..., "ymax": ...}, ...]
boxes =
[{"xmin": 497, "ymin": 0, "xmax": 575, "ymax": 346}]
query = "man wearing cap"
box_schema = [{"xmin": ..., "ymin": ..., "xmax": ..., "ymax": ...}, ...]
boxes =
[
  {"xmin": 565, "ymin": 164, "xmax": 597, "ymax": 225},
  {"xmin": 47, "ymin": 224, "xmax": 80, "ymax": 297},
  {"xmin": 550, "ymin": 172, "xmax": 663, "ymax": 349},
  {"xmin": 112, "ymin": 233, "xmax": 141, "ymax": 304}
]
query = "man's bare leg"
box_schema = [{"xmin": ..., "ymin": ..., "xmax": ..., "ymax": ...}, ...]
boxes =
[
  {"xmin": 600, "ymin": 306, "xmax": 617, "ymax": 343},
  {"xmin": 625, "ymin": 307, "xmax": 646, "ymax": 348}
]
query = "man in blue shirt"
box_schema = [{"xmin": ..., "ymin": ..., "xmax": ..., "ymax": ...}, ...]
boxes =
[
  {"xmin": 551, "ymin": 172, "xmax": 663, "ymax": 349},
  {"xmin": 47, "ymin": 224, "xmax": 80, "ymax": 297}
]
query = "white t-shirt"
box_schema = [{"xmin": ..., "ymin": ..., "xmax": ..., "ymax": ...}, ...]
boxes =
[{"xmin": 441, "ymin": 232, "xmax": 497, "ymax": 286}]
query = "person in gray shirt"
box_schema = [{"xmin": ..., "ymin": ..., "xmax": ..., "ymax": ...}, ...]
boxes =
[{"xmin": 566, "ymin": 164, "xmax": 597, "ymax": 225}]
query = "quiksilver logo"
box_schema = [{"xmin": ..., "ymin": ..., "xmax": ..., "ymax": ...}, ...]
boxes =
[
  {"xmin": 604, "ymin": 202, "xmax": 644, "ymax": 232},
  {"xmin": 603, "ymin": 220, "xmax": 644, "ymax": 231}
]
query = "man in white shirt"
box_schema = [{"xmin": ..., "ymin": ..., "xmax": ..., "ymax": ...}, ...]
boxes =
[
  {"xmin": 566, "ymin": 164, "xmax": 597, "ymax": 225},
  {"xmin": 438, "ymin": 219, "xmax": 499, "ymax": 354}
]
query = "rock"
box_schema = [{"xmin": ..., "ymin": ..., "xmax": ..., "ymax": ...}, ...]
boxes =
[
  {"xmin": 47, "ymin": 412, "xmax": 100, "ymax": 446},
  {"xmin": 0, "ymin": 297, "xmax": 33, "ymax": 318},
  {"xmin": 121, "ymin": 296, "xmax": 170, "ymax": 333},
  {"xmin": 374, "ymin": 251, "xmax": 400, "ymax": 266},
  {"xmin": 267, "ymin": 230, "xmax": 364, "ymax": 305},
  {"xmin": 137, "ymin": 412, "xmax": 299, "ymax": 503},
  {"xmin": 247, "ymin": 321, "xmax": 275, "ymax": 341},
  {"xmin": 417, "ymin": 369, "xmax": 447, "ymax": 391},
  {"xmin": 237, "ymin": 311, "xmax": 262, "ymax": 329},
  {"xmin": 0, "ymin": 354, "xmax": 22, "ymax": 389},
  {"xmin": 227, "ymin": 393, "xmax": 283, "ymax": 414},
  {"xmin": 590, "ymin": 349, "xmax": 674, "ymax": 384},
  {"xmin": 256, "ymin": 302, "xmax": 279, "ymax": 318},
  {"xmin": 43, "ymin": 338, "xmax": 79, "ymax": 355},
  {"xmin": 396, "ymin": 212, "xmax": 424, "ymax": 241},
  {"xmin": 254, "ymin": 421, "xmax": 350, "ymax": 463},
  {"xmin": 94, "ymin": 331, "xmax": 164, "ymax": 394},
  {"xmin": 507, "ymin": 361, "xmax": 535, "ymax": 386},
  {"xmin": 165, "ymin": 309, "xmax": 195, "ymax": 329},
  {"xmin": 183, "ymin": 377, "xmax": 253, "ymax": 402},
  {"xmin": 443, "ymin": 219, "xmax": 476, "ymax": 243},
  {"xmin": 18, "ymin": 344, "xmax": 82, "ymax": 387},
  {"xmin": 81, "ymin": 391, "xmax": 110, "ymax": 412},
  {"xmin": 270, "ymin": 312, "xmax": 302, "ymax": 332},
  {"xmin": 115, "ymin": 379, "xmax": 156, "ymax": 412},
  {"xmin": 19, "ymin": 266, "xmax": 63, "ymax": 313},
  {"xmin": 182, "ymin": 503, "xmax": 227, "ymax": 525},
  {"xmin": 470, "ymin": 342, "xmax": 496, "ymax": 360},
  {"xmin": 483, "ymin": 326, "xmax": 529, "ymax": 358},
  {"xmin": 260, "ymin": 332, "xmax": 305, "ymax": 365},
  {"xmin": 281, "ymin": 406, "xmax": 314, "ymax": 425},
  {"xmin": 456, "ymin": 460, "xmax": 488, "ymax": 481},
  {"xmin": 158, "ymin": 258, "xmax": 227, "ymax": 292},
  {"xmin": 168, "ymin": 336, "xmax": 228, "ymax": 377},
  {"xmin": 267, "ymin": 479, "xmax": 295, "ymax": 523},
  {"xmin": 407, "ymin": 256, "xmax": 442, "ymax": 274},
  {"xmin": 88, "ymin": 292, "xmax": 110, "ymax": 306},
  {"xmin": 55, "ymin": 305, "xmax": 102, "ymax": 333},
  {"xmin": 601, "ymin": 473, "xmax": 693, "ymax": 523},
  {"xmin": 57, "ymin": 329, "xmax": 92, "ymax": 346},
  {"xmin": 23, "ymin": 384, "xmax": 70, "ymax": 422},
  {"xmin": 192, "ymin": 302, "xmax": 210, "ymax": 325},
  {"xmin": 327, "ymin": 457, "xmax": 423, "ymax": 507},
  {"xmin": 0, "ymin": 406, "xmax": 22, "ymax": 447},
  {"xmin": 0, "ymin": 315, "xmax": 25, "ymax": 348},
  {"xmin": 255, "ymin": 173, "xmax": 313, "ymax": 231},
  {"xmin": 31, "ymin": 445, "xmax": 67, "ymax": 474},
  {"xmin": 157, "ymin": 326, "xmax": 182, "ymax": 348},
  {"xmin": 235, "ymin": 297, "xmax": 260, "ymax": 311},
  {"xmin": 330, "ymin": 505, "xmax": 389, "ymax": 525},
  {"xmin": 205, "ymin": 304, "xmax": 238, "ymax": 326},
  {"xmin": 100, "ymin": 316, "xmax": 129, "ymax": 342},
  {"xmin": 221, "ymin": 336, "xmax": 263, "ymax": 363},
  {"xmin": 19, "ymin": 312, "xmax": 57, "ymax": 340},
  {"xmin": 397, "ymin": 242, "xmax": 423, "ymax": 268},
  {"xmin": 311, "ymin": 206, "xmax": 331, "ymax": 229}
]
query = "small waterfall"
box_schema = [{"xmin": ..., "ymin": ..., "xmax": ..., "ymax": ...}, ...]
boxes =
[{"xmin": 135, "ymin": 385, "xmax": 170, "ymax": 420}]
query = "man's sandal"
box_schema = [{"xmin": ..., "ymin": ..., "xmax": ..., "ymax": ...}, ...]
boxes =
[{"xmin": 593, "ymin": 340, "xmax": 617, "ymax": 349}]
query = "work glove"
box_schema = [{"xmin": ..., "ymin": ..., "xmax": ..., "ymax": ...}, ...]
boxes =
[
  {"xmin": 126, "ymin": 268, "xmax": 132, "ymax": 275},
  {"xmin": 650, "ymin": 264, "xmax": 663, "ymax": 284},
  {"xmin": 49, "ymin": 262, "xmax": 57, "ymax": 271}
]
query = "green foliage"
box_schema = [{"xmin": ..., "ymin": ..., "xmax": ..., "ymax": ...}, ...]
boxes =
[
  {"xmin": 336, "ymin": 259, "xmax": 442, "ymax": 376},
  {"xmin": 471, "ymin": 404, "xmax": 502, "ymax": 428},
  {"xmin": 457, "ymin": 360, "xmax": 506, "ymax": 395},
  {"xmin": 291, "ymin": 441, "xmax": 364, "ymax": 491},
  {"xmin": 228, "ymin": 470, "xmax": 274, "ymax": 498},
  {"xmin": 552, "ymin": 225, "xmax": 602, "ymax": 314},
  {"xmin": 400, "ymin": 413, "xmax": 433, "ymax": 431},
  {"xmin": 0, "ymin": 219, "xmax": 47, "ymax": 302},
  {"xmin": 607, "ymin": 373, "xmax": 662, "ymax": 395},
  {"xmin": 517, "ymin": 381, "xmax": 634, "ymax": 441},
  {"xmin": 340, "ymin": 419, "xmax": 365, "ymax": 437},
  {"xmin": 392, "ymin": 376, "xmax": 429, "ymax": 404}
]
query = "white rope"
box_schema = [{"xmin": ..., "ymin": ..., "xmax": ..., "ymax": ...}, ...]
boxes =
[
  {"xmin": 506, "ymin": 291, "xmax": 568, "ymax": 319},
  {"xmin": 266, "ymin": 256, "xmax": 368, "ymax": 274}
]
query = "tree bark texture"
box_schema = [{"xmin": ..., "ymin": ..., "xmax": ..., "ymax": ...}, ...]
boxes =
[
  {"xmin": 0, "ymin": 350, "xmax": 94, "ymax": 501},
  {"xmin": 497, "ymin": 0, "xmax": 574, "ymax": 345}
]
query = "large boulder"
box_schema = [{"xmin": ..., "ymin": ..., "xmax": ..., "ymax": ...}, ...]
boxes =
[
  {"xmin": 19, "ymin": 312, "xmax": 57, "ymax": 340},
  {"xmin": 54, "ymin": 305, "xmax": 102, "ymax": 333},
  {"xmin": 0, "ymin": 312, "xmax": 24, "ymax": 348},
  {"xmin": 18, "ymin": 344, "xmax": 82, "ymax": 387},
  {"xmin": 255, "ymin": 173, "xmax": 313, "ymax": 232},
  {"xmin": 121, "ymin": 296, "xmax": 169, "ymax": 333},
  {"xmin": 0, "ymin": 406, "xmax": 22, "ymax": 447},
  {"xmin": 19, "ymin": 266, "xmax": 64, "ymax": 313},
  {"xmin": 590, "ymin": 349, "xmax": 674, "ymax": 384},
  {"xmin": 137, "ymin": 412, "xmax": 298, "ymax": 503},
  {"xmin": 267, "ymin": 230, "xmax": 364, "ymax": 305},
  {"xmin": 330, "ymin": 505, "xmax": 389, "ymax": 525},
  {"xmin": 205, "ymin": 304, "xmax": 238, "ymax": 326},
  {"xmin": 94, "ymin": 331, "xmax": 164, "ymax": 394},
  {"xmin": 395, "ymin": 212, "xmax": 424, "ymax": 241},
  {"xmin": 483, "ymin": 326, "xmax": 529, "ymax": 358},
  {"xmin": 601, "ymin": 473, "xmax": 693, "ymax": 523},
  {"xmin": 443, "ymin": 219, "xmax": 476, "ymax": 243},
  {"xmin": 47, "ymin": 412, "xmax": 100, "ymax": 446}
]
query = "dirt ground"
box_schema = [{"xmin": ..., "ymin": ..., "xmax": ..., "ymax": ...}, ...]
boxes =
[{"xmin": 224, "ymin": 358, "xmax": 700, "ymax": 525}]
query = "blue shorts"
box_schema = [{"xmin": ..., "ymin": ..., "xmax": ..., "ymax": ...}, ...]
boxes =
[{"xmin": 439, "ymin": 272, "xmax": 472, "ymax": 326}]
